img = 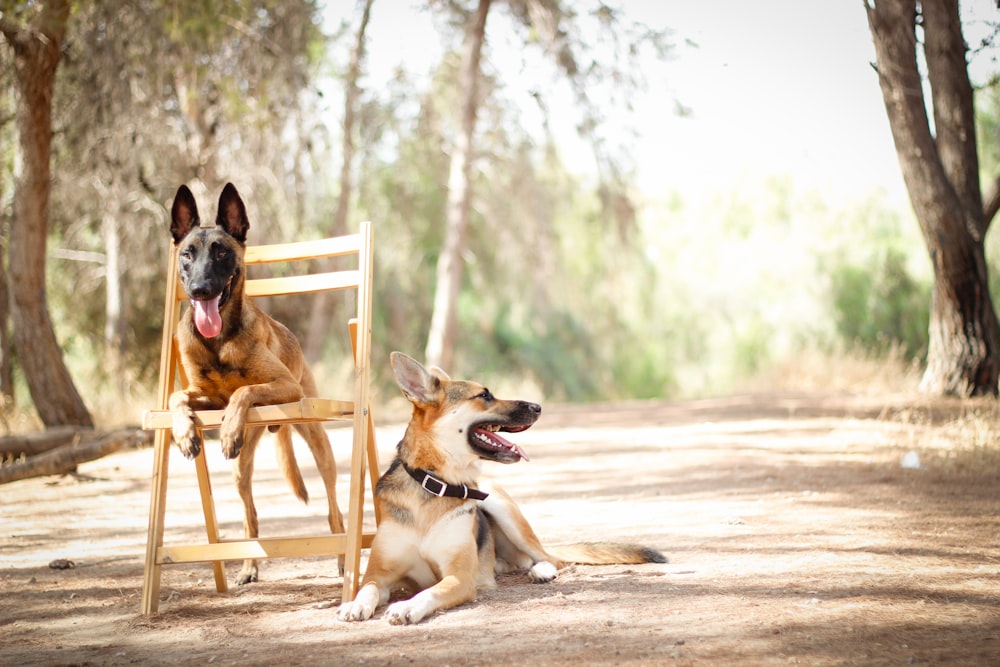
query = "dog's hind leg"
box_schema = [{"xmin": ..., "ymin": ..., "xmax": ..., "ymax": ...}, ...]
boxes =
[
  {"xmin": 480, "ymin": 484, "xmax": 562, "ymax": 582},
  {"xmin": 232, "ymin": 425, "xmax": 265, "ymax": 585},
  {"xmin": 295, "ymin": 422, "xmax": 346, "ymax": 573}
]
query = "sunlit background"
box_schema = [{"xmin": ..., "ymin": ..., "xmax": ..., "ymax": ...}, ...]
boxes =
[
  {"xmin": 314, "ymin": 0, "xmax": 997, "ymax": 401},
  {"xmin": 2, "ymin": 1, "xmax": 999, "ymax": 424}
]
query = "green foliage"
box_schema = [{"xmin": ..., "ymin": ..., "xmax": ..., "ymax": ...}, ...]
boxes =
[
  {"xmin": 829, "ymin": 248, "xmax": 930, "ymax": 359},
  {"xmin": 9, "ymin": 1, "xmax": 965, "ymax": 421},
  {"xmin": 822, "ymin": 195, "xmax": 931, "ymax": 362},
  {"xmin": 977, "ymin": 84, "xmax": 1000, "ymax": 178},
  {"xmin": 40, "ymin": 0, "xmax": 327, "ymax": 396}
]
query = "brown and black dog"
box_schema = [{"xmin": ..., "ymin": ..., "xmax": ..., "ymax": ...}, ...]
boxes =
[
  {"xmin": 167, "ymin": 183, "xmax": 343, "ymax": 585},
  {"xmin": 338, "ymin": 352, "xmax": 666, "ymax": 625}
]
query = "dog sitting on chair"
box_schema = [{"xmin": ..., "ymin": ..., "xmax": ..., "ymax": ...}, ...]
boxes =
[{"xmin": 167, "ymin": 183, "xmax": 343, "ymax": 585}]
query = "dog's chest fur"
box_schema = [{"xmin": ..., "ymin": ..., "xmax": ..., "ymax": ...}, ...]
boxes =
[
  {"xmin": 177, "ymin": 300, "xmax": 301, "ymax": 406},
  {"xmin": 375, "ymin": 461, "xmax": 490, "ymax": 587}
]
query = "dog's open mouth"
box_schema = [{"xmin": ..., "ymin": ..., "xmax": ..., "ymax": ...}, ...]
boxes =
[
  {"xmin": 469, "ymin": 423, "xmax": 532, "ymax": 464},
  {"xmin": 190, "ymin": 277, "xmax": 233, "ymax": 339}
]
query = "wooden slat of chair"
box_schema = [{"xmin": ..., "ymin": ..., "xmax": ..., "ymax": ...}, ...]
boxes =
[{"xmin": 140, "ymin": 222, "xmax": 378, "ymax": 615}]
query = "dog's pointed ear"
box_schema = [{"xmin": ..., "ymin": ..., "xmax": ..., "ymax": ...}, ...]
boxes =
[
  {"xmin": 390, "ymin": 352, "xmax": 444, "ymax": 406},
  {"xmin": 216, "ymin": 183, "xmax": 250, "ymax": 244},
  {"xmin": 170, "ymin": 185, "xmax": 200, "ymax": 244}
]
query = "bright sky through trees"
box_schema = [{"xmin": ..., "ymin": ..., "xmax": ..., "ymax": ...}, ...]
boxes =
[{"xmin": 323, "ymin": 1, "xmax": 997, "ymax": 206}]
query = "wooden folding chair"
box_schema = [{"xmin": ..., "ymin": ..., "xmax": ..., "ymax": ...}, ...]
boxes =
[{"xmin": 140, "ymin": 221, "xmax": 379, "ymax": 615}]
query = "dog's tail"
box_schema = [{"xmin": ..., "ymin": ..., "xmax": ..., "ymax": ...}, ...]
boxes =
[
  {"xmin": 547, "ymin": 542, "xmax": 667, "ymax": 565},
  {"xmin": 275, "ymin": 426, "xmax": 309, "ymax": 503}
]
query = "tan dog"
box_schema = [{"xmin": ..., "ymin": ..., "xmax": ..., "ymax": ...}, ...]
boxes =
[
  {"xmin": 338, "ymin": 352, "xmax": 666, "ymax": 625},
  {"xmin": 167, "ymin": 183, "xmax": 343, "ymax": 585}
]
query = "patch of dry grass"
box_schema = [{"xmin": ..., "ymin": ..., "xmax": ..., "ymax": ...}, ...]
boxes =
[
  {"xmin": 739, "ymin": 342, "xmax": 923, "ymax": 396},
  {"xmin": 740, "ymin": 344, "xmax": 1000, "ymax": 481},
  {"xmin": 908, "ymin": 405, "xmax": 1000, "ymax": 478}
]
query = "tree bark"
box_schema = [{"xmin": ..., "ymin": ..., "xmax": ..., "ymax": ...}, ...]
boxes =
[
  {"xmin": 304, "ymin": 0, "xmax": 374, "ymax": 363},
  {"xmin": 2, "ymin": 2, "xmax": 94, "ymax": 426},
  {"xmin": 921, "ymin": 0, "xmax": 983, "ymax": 237},
  {"xmin": 866, "ymin": 0, "xmax": 1000, "ymax": 396},
  {"xmin": 425, "ymin": 0, "xmax": 491, "ymax": 370}
]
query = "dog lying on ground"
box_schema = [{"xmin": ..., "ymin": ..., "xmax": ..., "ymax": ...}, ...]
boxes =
[
  {"xmin": 167, "ymin": 183, "xmax": 343, "ymax": 584},
  {"xmin": 338, "ymin": 352, "xmax": 666, "ymax": 625}
]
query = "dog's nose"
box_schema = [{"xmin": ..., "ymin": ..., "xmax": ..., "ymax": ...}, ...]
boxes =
[
  {"xmin": 526, "ymin": 402, "xmax": 541, "ymax": 415},
  {"xmin": 188, "ymin": 282, "xmax": 214, "ymax": 299}
]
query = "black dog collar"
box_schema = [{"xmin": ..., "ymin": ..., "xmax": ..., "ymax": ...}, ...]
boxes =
[{"xmin": 402, "ymin": 462, "xmax": 489, "ymax": 501}]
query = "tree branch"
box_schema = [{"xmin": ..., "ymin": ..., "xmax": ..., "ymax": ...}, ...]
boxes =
[
  {"xmin": 0, "ymin": 426, "xmax": 92, "ymax": 458},
  {"xmin": 0, "ymin": 428, "xmax": 151, "ymax": 484}
]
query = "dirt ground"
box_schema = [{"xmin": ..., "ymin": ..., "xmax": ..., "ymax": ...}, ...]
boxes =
[{"xmin": 2, "ymin": 392, "xmax": 999, "ymax": 666}]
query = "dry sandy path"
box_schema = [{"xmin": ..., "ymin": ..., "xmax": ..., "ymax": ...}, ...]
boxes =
[{"xmin": 2, "ymin": 393, "xmax": 998, "ymax": 666}]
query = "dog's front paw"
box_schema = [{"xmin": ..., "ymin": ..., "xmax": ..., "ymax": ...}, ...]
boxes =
[
  {"xmin": 220, "ymin": 433, "xmax": 243, "ymax": 459},
  {"xmin": 337, "ymin": 600, "xmax": 376, "ymax": 622},
  {"xmin": 171, "ymin": 412, "xmax": 201, "ymax": 459},
  {"xmin": 219, "ymin": 406, "xmax": 246, "ymax": 459},
  {"xmin": 176, "ymin": 433, "xmax": 202, "ymax": 459},
  {"xmin": 337, "ymin": 583, "xmax": 381, "ymax": 622},
  {"xmin": 384, "ymin": 600, "xmax": 430, "ymax": 626},
  {"xmin": 528, "ymin": 561, "xmax": 558, "ymax": 583}
]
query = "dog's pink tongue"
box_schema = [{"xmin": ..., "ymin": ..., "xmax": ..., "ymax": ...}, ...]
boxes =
[
  {"xmin": 510, "ymin": 441, "xmax": 530, "ymax": 462},
  {"xmin": 478, "ymin": 429, "xmax": 530, "ymax": 462},
  {"xmin": 192, "ymin": 296, "xmax": 223, "ymax": 338}
]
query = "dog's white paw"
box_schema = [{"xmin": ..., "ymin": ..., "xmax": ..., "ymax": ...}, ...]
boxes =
[
  {"xmin": 337, "ymin": 600, "xmax": 375, "ymax": 622},
  {"xmin": 384, "ymin": 600, "xmax": 429, "ymax": 625},
  {"xmin": 528, "ymin": 561, "xmax": 558, "ymax": 583}
]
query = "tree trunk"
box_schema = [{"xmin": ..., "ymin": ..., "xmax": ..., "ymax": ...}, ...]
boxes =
[
  {"xmin": 2, "ymin": 2, "xmax": 95, "ymax": 426},
  {"xmin": 865, "ymin": 0, "xmax": 1000, "ymax": 396},
  {"xmin": 304, "ymin": 0, "xmax": 374, "ymax": 363},
  {"xmin": 0, "ymin": 218, "xmax": 13, "ymax": 405},
  {"xmin": 425, "ymin": 0, "xmax": 491, "ymax": 370},
  {"xmin": 103, "ymin": 211, "xmax": 126, "ymax": 399}
]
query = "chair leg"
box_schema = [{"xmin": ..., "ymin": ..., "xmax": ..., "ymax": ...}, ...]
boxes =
[
  {"xmin": 193, "ymin": 442, "xmax": 228, "ymax": 592},
  {"xmin": 365, "ymin": 406, "xmax": 381, "ymax": 525},
  {"xmin": 342, "ymin": 408, "xmax": 368, "ymax": 603},
  {"xmin": 141, "ymin": 429, "xmax": 172, "ymax": 615},
  {"xmin": 345, "ymin": 317, "xmax": 376, "ymax": 601}
]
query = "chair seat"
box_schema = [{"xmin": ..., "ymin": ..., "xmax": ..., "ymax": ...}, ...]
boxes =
[{"xmin": 141, "ymin": 398, "xmax": 356, "ymax": 431}]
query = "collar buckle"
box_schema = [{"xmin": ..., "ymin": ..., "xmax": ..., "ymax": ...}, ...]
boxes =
[{"xmin": 420, "ymin": 473, "xmax": 448, "ymax": 497}]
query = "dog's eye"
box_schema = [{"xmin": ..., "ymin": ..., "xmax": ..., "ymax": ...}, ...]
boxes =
[{"xmin": 478, "ymin": 389, "xmax": 494, "ymax": 402}]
